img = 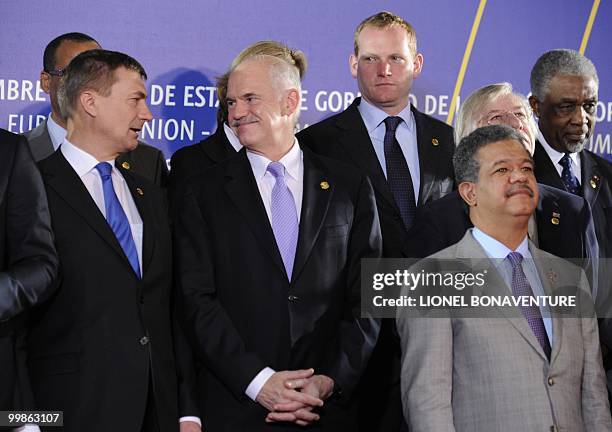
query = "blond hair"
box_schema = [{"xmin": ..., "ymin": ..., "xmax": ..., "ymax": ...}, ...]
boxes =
[{"xmin": 354, "ymin": 11, "xmax": 417, "ymax": 56}]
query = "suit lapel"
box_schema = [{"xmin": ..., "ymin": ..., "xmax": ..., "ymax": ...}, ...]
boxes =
[
  {"xmin": 291, "ymin": 149, "xmax": 332, "ymax": 282},
  {"xmin": 224, "ymin": 150, "xmax": 286, "ymax": 277},
  {"xmin": 534, "ymin": 141, "xmax": 566, "ymax": 191},
  {"xmin": 120, "ymin": 169, "xmax": 155, "ymax": 276},
  {"xmin": 201, "ymin": 127, "xmax": 237, "ymax": 164},
  {"xmin": 455, "ymin": 233, "xmax": 549, "ymax": 361},
  {"xmin": 580, "ymin": 151, "xmax": 602, "ymax": 207},
  {"xmin": 335, "ymin": 99, "xmax": 399, "ymax": 214},
  {"xmin": 27, "ymin": 120, "xmax": 55, "ymax": 162},
  {"xmin": 40, "ymin": 151, "xmax": 135, "ymax": 272},
  {"xmin": 412, "ymin": 106, "xmax": 442, "ymax": 204}
]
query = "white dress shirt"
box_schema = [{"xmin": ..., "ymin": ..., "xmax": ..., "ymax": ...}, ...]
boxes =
[
  {"xmin": 471, "ymin": 228, "xmax": 553, "ymax": 345},
  {"xmin": 223, "ymin": 122, "xmax": 243, "ymax": 152},
  {"xmin": 538, "ymin": 127, "xmax": 582, "ymax": 184},
  {"xmin": 47, "ymin": 115, "xmax": 67, "ymax": 151},
  {"xmin": 358, "ymin": 98, "xmax": 421, "ymax": 204},
  {"xmin": 243, "ymin": 139, "xmax": 304, "ymax": 401}
]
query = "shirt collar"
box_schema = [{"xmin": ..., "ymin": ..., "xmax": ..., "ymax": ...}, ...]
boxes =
[
  {"xmin": 471, "ymin": 227, "xmax": 531, "ymax": 259},
  {"xmin": 223, "ymin": 123, "xmax": 242, "ymax": 152},
  {"xmin": 537, "ymin": 126, "xmax": 580, "ymax": 167},
  {"xmin": 246, "ymin": 138, "xmax": 302, "ymax": 181},
  {"xmin": 47, "ymin": 114, "xmax": 67, "ymax": 150},
  {"xmin": 60, "ymin": 138, "xmax": 117, "ymax": 179},
  {"xmin": 358, "ymin": 98, "xmax": 414, "ymax": 134}
]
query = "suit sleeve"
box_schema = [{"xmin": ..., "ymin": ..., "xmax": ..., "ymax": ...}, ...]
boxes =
[
  {"xmin": 155, "ymin": 149, "xmax": 169, "ymax": 188},
  {"xmin": 396, "ymin": 300, "xmax": 456, "ymax": 431},
  {"xmin": 323, "ymin": 176, "xmax": 382, "ymax": 401},
  {"xmin": 173, "ymin": 184, "xmax": 267, "ymax": 400},
  {"xmin": 0, "ymin": 136, "xmax": 58, "ymax": 321}
]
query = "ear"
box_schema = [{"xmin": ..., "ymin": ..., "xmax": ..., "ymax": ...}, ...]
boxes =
[
  {"xmin": 79, "ymin": 91, "xmax": 98, "ymax": 117},
  {"xmin": 349, "ymin": 54, "xmax": 358, "ymax": 79},
  {"xmin": 40, "ymin": 71, "xmax": 51, "ymax": 94},
  {"xmin": 458, "ymin": 181, "xmax": 477, "ymax": 207},
  {"xmin": 528, "ymin": 95, "xmax": 539, "ymax": 117},
  {"xmin": 411, "ymin": 53, "xmax": 424, "ymax": 79},
  {"xmin": 284, "ymin": 88, "xmax": 300, "ymax": 116}
]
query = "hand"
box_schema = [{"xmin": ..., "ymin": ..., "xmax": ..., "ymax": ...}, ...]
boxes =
[
  {"xmin": 179, "ymin": 421, "xmax": 202, "ymax": 432},
  {"xmin": 265, "ymin": 374, "xmax": 335, "ymax": 426},
  {"xmin": 256, "ymin": 369, "xmax": 323, "ymax": 413}
]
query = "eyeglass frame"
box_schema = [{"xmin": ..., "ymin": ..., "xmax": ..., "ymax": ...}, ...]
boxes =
[
  {"xmin": 43, "ymin": 68, "xmax": 66, "ymax": 77},
  {"xmin": 483, "ymin": 110, "xmax": 530, "ymax": 126}
]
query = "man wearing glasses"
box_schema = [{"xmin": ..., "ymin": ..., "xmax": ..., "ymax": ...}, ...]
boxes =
[{"xmin": 25, "ymin": 32, "xmax": 168, "ymax": 187}]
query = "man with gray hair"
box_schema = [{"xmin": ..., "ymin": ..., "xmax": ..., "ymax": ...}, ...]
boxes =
[
  {"xmin": 173, "ymin": 51, "xmax": 381, "ymax": 431},
  {"xmin": 28, "ymin": 49, "xmax": 183, "ymax": 432},
  {"xmin": 398, "ymin": 124, "xmax": 611, "ymax": 431}
]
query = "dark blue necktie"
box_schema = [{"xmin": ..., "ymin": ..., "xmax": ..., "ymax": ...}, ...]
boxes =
[
  {"xmin": 383, "ymin": 116, "xmax": 416, "ymax": 229},
  {"xmin": 95, "ymin": 162, "xmax": 141, "ymax": 278},
  {"xmin": 559, "ymin": 154, "xmax": 581, "ymax": 196}
]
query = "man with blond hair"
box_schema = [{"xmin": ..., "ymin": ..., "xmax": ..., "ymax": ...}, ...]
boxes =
[{"xmin": 298, "ymin": 11, "xmax": 455, "ymax": 431}]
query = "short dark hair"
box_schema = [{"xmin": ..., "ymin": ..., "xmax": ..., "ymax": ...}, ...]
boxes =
[
  {"xmin": 453, "ymin": 125, "xmax": 528, "ymax": 183},
  {"xmin": 58, "ymin": 49, "xmax": 147, "ymax": 119},
  {"xmin": 43, "ymin": 32, "xmax": 99, "ymax": 72}
]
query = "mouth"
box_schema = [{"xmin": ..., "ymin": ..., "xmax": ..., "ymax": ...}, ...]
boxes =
[
  {"xmin": 231, "ymin": 119, "xmax": 258, "ymax": 128},
  {"xmin": 506, "ymin": 186, "xmax": 534, "ymax": 198}
]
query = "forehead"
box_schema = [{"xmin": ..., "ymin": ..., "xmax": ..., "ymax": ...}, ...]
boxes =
[
  {"xmin": 357, "ymin": 25, "xmax": 411, "ymax": 54},
  {"xmin": 55, "ymin": 40, "xmax": 100, "ymax": 67},
  {"xmin": 545, "ymin": 74, "xmax": 598, "ymax": 100},
  {"xmin": 477, "ymin": 139, "xmax": 530, "ymax": 165},
  {"xmin": 109, "ymin": 67, "xmax": 146, "ymax": 94},
  {"xmin": 485, "ymin": 93, "xmax": 525, "ymax": 112},
  {"xmin": 227, "ymin": 59, "xmax": 273, "ymax": 96}
]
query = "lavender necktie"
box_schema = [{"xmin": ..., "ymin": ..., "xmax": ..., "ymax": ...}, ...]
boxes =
[
  {"xmin": 507, "ymin": 252, "xmax": 551, "ymax": 359},
  {"xmin": 559, "ymin": 153, "xmax": 581, "ymax": 196},
  {"xmin": 383, "ymin": 116, "xmax": 416, "ymax": 229},
  {"xmin": 267, "ymin": 161, "xmax": 299, "ymax": 280}
]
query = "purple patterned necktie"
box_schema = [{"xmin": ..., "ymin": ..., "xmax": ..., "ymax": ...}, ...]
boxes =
[
  {"xmin": 383, "ymin": 116, "xmax": 416, "ymax": 229},
  {"xmin": 506, "ymin": 252, "xmax": 551, "ymax": 359},
  {"xmin": 559, "ymin": 153, "xmax": 581, "ymax": 196},
  {"xmin": 267, "ymin": 161, "xmax": 299, "ymax": 280}
]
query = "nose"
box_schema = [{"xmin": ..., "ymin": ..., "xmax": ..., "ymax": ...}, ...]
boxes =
[
  {"xmin": 377, "ymin": 60, "xmax": 391, "ymax": 77},
  {"xmin": 570, "ymin": 104, "xmax": 589, "ymax": 126},
  {"xmin": 504, "ymin": 113, "xmax": 523, "ymax": 131},
  {"xmin": 230, "ymin": 100, "xmax": 247, "ymax": 120},
  {"xmin": 140, "ymin": 102, "xmax": 153, "ymax": 122}
]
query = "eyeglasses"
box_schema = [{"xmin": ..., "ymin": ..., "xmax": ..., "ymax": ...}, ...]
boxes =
[
  {"xmin": 44, "ymin": 68, "xmax": 66, "ymax": 77},
  {"xmin": 485, "ymin": 111, "xmax": 529, "ymax": 126}
]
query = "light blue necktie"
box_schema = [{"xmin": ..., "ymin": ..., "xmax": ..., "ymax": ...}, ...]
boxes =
[
  {"xmin": 267, "ymin": 161, "xmax": 298, "ymax": 280},
  {"xmin": 95, "ymin": 162, "xmax": 141, "ymax": 278}
]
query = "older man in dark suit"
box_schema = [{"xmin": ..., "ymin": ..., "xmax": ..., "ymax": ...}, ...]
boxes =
[{"xmin": 174, "ymin": 50, "xmax": 381, "ymax": 431}]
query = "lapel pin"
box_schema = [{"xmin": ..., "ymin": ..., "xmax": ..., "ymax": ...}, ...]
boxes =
[
  {"xmin": 551, "ymin": 217, "xmax": 560, "ymax": 225},
  {"xmin": 589, "ymin": 175, "xmax": 600, "ymax": 189},
  {"xmin": 431, "ymin": 138, "xmax": 439, "ymax": 146},
  {"xmin": 547, "ymin": 269, "xmax": 557, "ymax": 287},
  {"xmin": 121, "ymin": 161, "xmax": 131, "ymax": 170},
  {"xmin": 136, "ymin": 187, "xmax": 144, "ymax": 196},
  {"xmin": 320, "ymin": 181, "xmax": 329, "ymax": 190}
]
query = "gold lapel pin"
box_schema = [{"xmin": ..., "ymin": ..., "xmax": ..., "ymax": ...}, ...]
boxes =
[
  {"xmin": 121, "ymin": 161, "xmax": 131, "ymax": 170},
  {"xmin": 320, "ymin": 181, "xmax": 329, "ymax": 190},
  {"xmin": 589, "ymin": 175, "xmax": 600, "ymax": 189},
  {"xmin": 136, "ymin": 187, "xmax": 144, "ymax": 196},
  {"xmin": 551, "ymin": 217, "xmax": 560, "ymax": 225},
  {"xmin": 431, "ymin": 138, "xmax": 439, "ymax": 146},
  {"xmin": 547, "ymin": 269, "xmax": 557, "ymax": 287}
]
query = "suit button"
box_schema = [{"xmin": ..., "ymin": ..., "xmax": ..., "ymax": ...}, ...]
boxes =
[
  {"xmin": 139, "ymin": 336, "xmax": 149, "ymax": 346},
  {"xmin": 288, "ymin": 295, "xmax": 299, "ymax": 302},
  {"xmin": 139, "ymin": 295, "xmax": 145, "ymax": 304},
  {"xmin": 548, "ymin": 377, "xmax": 554, "ymax": 386},
  {"xmin": 550, "ymin": 426, "xmax": 558, "ymax": 432}
]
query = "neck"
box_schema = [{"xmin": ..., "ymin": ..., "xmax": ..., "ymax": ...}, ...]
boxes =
[
  {"xmin": 363, "ymin": 96, "xmax": 409, "ymax": 116},
  {"xmin": 471, "ymin": 213, "xmax": 529, "ymax": 250},
  {"xmin": 250, "ymin": 133, "xmax": 295, "ymax": 162},
  {"xmin": 50, "ymin": 110, "xmax": 67, "ymax": 129},
  {"xmin": 66, "ymin": 125, "xmax": 119, "ymax": 162}
]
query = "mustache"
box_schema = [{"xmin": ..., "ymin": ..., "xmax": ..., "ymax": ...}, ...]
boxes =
[
  {"xmin": 230, "ymin": 117, "xmax": 257, "ymax": 128},
  {"xmin": 506, "ymin": 184, "xmax": 534, "ymax": 198}
]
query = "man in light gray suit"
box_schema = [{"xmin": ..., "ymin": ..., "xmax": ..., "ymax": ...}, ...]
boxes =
[
  {"xmin": 397, "ymin": 125, "xmax": 611, "ymax": 431},
  {"xmin": 25, "ymin": 32, "xmax": 168, "ymax": 186}
]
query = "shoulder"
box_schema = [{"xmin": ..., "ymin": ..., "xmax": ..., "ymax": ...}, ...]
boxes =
[
  {"xmin": 132, "ymin": 141, "xmax": 165, "ymax": 160},
  {"xmin": 583, "ymin": 149, "xmax": 612, "ymax": 175},
  {"xmin": 1, "ymin": 128, "xmax": 23, "ymax": 151},
  {"xmin": 23, "ymin": 120, "xmax": 47, "ymax": 140},
  {"xmin": 298, "ymin": 103, "xmax": 360, "ymax": 139}
]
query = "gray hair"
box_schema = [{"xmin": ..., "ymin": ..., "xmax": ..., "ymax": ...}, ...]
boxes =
[
  {"xmin": 454, "ymin": 82, "xmax": 536, "ymax": 147},
  {"xmin": 58, "ymin": 49, "xmax": 146, "ymax": 119},
  {"xmin": 530, "ymin": 49, "xmax": 599, "ymax": 100},
  {"xmin": 453, "ymin": 124, "xmax": 528, "ymax": 183}
]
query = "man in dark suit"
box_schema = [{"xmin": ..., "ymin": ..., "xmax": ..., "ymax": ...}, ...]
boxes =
[
  {"xmin": 174, "ymin": 52, "xmax": 381, "ymax": 431},
  {"xmin": 26, "ymin": 50, "xmax": 181, "ymax": 432},
  {"xmin": 0, "ymin": 129, "xmax": 58, "ymax": 428},
  {"xmin": 297, "ymin": 12, "xmax": 454, "ymax": 430},
  {"xmin": 24, "ymin": 32, "xmax": 168, "ymax": 186}
]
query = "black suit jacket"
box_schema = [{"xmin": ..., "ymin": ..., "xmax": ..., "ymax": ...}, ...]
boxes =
[
  {"xmin": 174, "ymin": 146, "xmax": 381, "ymax": 431},
  {"xmin": 28, "ymin": 151, "xmax": 178, "ymax": 432},
  {"xmin": 0, "ymin": 129, "xmax": 58, "ymax": 416},
  {"xmin": 24, "ymin": 119, "xmax": 169, "ymax": 187}
]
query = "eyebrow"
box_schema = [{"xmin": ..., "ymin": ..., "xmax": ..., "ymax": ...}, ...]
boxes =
[{"xmin": 491, "ymin": 158, "xmax": 534, "ymax": 167}]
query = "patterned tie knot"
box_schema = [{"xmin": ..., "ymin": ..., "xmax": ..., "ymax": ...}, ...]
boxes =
[
  {"xmin": 267, "ymin": 161, "xmax": 286, "ymax": 179},
  {"xmin": 507, "ymin": 251, "xmax": 524, "ymax": 268},
  {"xmin": 95, "ymin": 162, "xmax": 113, "ymax": 180},
  {"xmin": 384, "ymin": 116, "xmax": 402, "ymax": 134},
  {"xmin": 559, "ymin": 153, "xmax": 572, "ymax": 170}
]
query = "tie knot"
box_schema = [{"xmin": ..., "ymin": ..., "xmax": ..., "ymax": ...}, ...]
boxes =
[
  {"xmin": 95, "ymin": 162, "xmax": 113, "ymax": 180},
  {"xmin": 506, "ymin": 251, "xmax": 524, "ymax": 267},
  {"xmin": 267, "ymin": 161, "xmax": 286, "ymax": 179},
  {"xmin": 384, "ymin": 116, "xmax": 402, "ymax": 133},
  {"xmin": 559, "ymin": 153, "xmax": 572, "ymax": 169}
]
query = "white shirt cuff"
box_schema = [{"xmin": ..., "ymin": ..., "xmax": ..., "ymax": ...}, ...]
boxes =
[
  {"xmin": 179, "ymin": 416, "xmax": 201, "ymax": 426},
  {"xmin": 245, "ymin": 367, "xmax": 276, "ymax": 401},
  {"xmin": 14, "ymin": 426, "xmax": 41, "ymax": 432}
]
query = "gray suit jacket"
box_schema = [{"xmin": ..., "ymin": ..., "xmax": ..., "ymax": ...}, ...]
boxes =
[
  {"xmin": 396, "ymin": 231, "xmax": 611, "ymax": 431},
  {"xmin": 24, "ymin": 119, "xmax": 168, "ymax": 187}
]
